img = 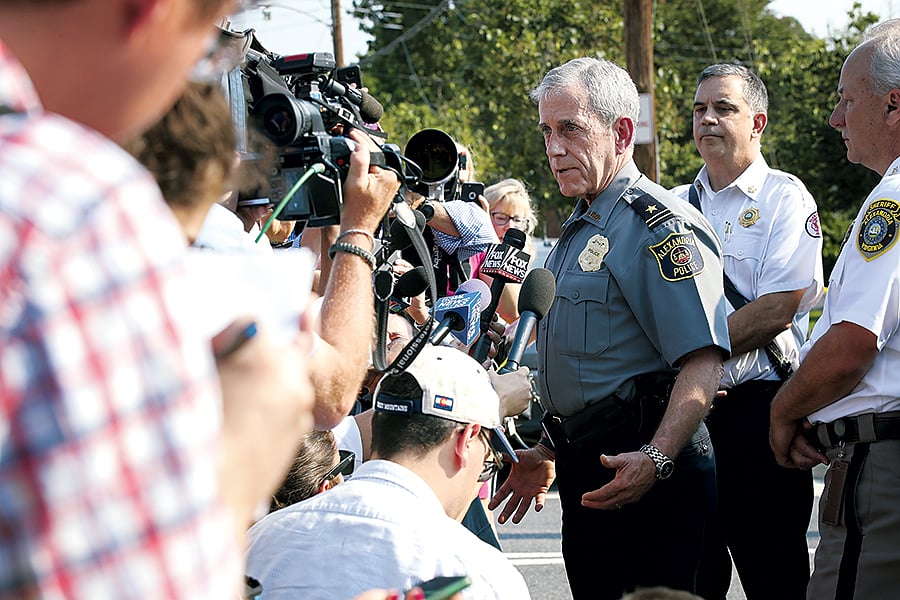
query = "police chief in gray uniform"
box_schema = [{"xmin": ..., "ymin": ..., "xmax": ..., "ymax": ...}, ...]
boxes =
[{"xmin": 489, "ymin": 58, "xmax": 731, "ymax": 599}]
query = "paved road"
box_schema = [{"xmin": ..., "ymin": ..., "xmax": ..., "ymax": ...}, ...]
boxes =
[{"xmin": 493, "ymin": 464, "xmax": 826, "ymax": 599}]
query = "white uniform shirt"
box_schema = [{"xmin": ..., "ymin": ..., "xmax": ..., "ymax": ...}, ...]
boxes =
[
  {"xmin": 806, "ymin": 156, "xmax": 900, "ymax": 424},
  {"xmin": 673, "ymin": 155, "xmax": 824, "ymax": 387},
  {"xmin": 245, "ymin": 459, "xmax": 531, "ymax": 600}
]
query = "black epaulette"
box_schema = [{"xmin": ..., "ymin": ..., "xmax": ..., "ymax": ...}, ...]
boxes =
[{"xmin": 627, "ymin": 190, "xmax": 674, "ymax": 230}]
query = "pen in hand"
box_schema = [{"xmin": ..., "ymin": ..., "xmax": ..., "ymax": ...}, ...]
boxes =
[{"xmin": 213, "ymin": 321, "xmax": 259, "ymax": 361}]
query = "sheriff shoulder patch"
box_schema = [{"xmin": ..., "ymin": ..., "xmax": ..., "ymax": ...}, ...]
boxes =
[
  {"xmin": 857, "ymin": 198, "xmax": 900, "ymax": 261},
  {"xmin": 649, "ymin": 232, "xmax": 705, "ymax": 281}
]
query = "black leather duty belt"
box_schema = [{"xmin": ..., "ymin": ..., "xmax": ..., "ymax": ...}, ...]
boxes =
[{"xmin": 815, "ymin": 411, "xmax": 900, "ymax": 449}]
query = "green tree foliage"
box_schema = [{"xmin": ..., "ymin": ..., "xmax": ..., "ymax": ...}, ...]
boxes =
[{"xmin": 352, "ymin": 0, "xmax": 882, "ymax": 273}]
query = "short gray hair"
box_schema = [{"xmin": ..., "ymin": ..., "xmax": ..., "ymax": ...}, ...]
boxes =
[
  {"xmin": 529, "ymin": 57, "xmax": 640, "ymax": 128},
  {"xmin": 697, "ymin": 63, "xmax": 768, "ymax": 114},
  {"xmin": 860, "ymin": 20, "xmax": 900, "ymax": 96}
]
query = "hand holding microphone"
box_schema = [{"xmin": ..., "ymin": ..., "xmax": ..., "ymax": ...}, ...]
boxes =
[
  {"xmin": 471, "ymin": 229, "xmax": 531, "ymax": 363},
  {"xmin": 429, "ymin": 278, "xmax": 491, "ymax": 346}
]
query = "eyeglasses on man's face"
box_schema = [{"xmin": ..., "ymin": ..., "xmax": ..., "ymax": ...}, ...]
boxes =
[
  {"xmin": 322, "ymin": 449, "xmax": 355, "ymax": 485},
  {"xmin": 477, "ymin": 430, "xmax": 504, "ymax": 483},
  {"xmin": 490, "ymin": 212, "xmax": 530, "ymax": 229}
]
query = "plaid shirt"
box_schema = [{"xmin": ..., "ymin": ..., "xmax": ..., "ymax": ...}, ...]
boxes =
[
  {"xmin": 0, "ymin": 41, "xmax": 239, "ymax": 599},
  {"xmin": 432, "ymin": 200, "xmax": 498, "ymax": 261}
]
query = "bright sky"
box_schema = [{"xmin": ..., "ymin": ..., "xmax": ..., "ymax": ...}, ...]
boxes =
[
  {"xmin": 229, "ymin": 1, "xmax": 900, "ymax": 65},
  {"xmin": 769, "ymin": 0, "xmax": 899, "ymax": 35}
]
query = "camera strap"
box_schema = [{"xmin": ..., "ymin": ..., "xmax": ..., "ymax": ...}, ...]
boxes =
[{"xmin": 371, "ymin": 211, "xmax": 437, "ymax": 375}]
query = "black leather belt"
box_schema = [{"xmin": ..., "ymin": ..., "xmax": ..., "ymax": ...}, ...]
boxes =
[{"xmin": 815, "ymin": 411, "xmax": 900, "ymax": 449}]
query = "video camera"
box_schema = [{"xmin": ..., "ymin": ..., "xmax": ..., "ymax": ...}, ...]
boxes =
[{"xmin": 227, "ymin": 31, "xmax": 409, "ymax": 227}]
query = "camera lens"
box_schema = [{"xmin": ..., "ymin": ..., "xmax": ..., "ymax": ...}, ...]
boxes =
[
  {"xmin": 253, "ymin": 92, "xmax": 315, "ymax": 147},
  {"xmin": 404, "ymin": 129, "xmax": 459, "ymax": 184}
]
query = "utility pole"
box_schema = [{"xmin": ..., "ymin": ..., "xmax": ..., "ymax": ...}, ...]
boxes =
[
  {"xmin": 624, "ymin": 0, "xmax": 658, "ymax": 182},
  {"xmin": 332, "ymin": 0, "xmax": 344, "ymax": 66}
]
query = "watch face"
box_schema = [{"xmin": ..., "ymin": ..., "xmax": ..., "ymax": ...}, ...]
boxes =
[{"xmin": 659, "ymin": 460, "xmax": 675, "ymax": 480}]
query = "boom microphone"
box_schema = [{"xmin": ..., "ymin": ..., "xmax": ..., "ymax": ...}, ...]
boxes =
[
  {"xmin": 320, "ymin": 78, "xmax": 384, "ymax": 123},
  {"xmin": 471, "ymin": 228, "xmax": 530, "ymax": 363},
  {"xmin": 429, "ymin": 278, "xmax": 490, "ymax": 346},
  {"xmin": 498, "ymin": 268, "xmax": 556, "ymax": 374}
]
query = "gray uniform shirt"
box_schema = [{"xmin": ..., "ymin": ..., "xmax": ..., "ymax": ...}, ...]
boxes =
[{"xmin": 537, "ymin": 161, "xmax": 730, "ymax": 417}]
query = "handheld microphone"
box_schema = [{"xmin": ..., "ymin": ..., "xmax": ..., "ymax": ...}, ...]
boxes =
[
  {"xmin": 498, "ymin": 268, "xmax": 556, "ymax": 374},
  {"xmin": 389, "ymin": 266, "xmax": 429, "ymax": 313},
  {"xmin": 429, "ymin": 278, "xmax": 490, "ymax": 346},
  {"xmin": 320, "ymin": 78, "xmax": 384, "ymax": 123},
  {"xmin": 471, "ymin": 229, "xmax": 530, "ymax": 362}
]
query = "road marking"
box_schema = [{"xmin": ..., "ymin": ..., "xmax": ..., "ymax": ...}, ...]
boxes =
[{"xmin": 506, "ymin": 552, "xmax": 565, "ymax": 566}]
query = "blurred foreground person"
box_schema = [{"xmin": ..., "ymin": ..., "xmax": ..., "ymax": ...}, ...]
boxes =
[{"xmin": 0, "ymin": 2, "xmax": 320, "ymax": 597}]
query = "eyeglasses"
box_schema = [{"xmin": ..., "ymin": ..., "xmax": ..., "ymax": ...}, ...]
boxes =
[
  {"xmin": 477, "ymin": 430, "xmax": 504, "ymax": 483},
  {"xmin": 191, "ymin": 27, "xmax": 254, "ymax": 84},
  {"xmin": 490, "ymin": 212, "xmax": 531, "ymax": 229},
  {"xmin": 322, "ymin": 449, "xmax": 355, "ymax": 484}
]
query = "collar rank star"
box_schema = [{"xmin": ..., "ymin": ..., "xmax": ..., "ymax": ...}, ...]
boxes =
[
  {"xmin": 645, "ymin": 204, "xmax": 659, "ymax": 214},
  {"xmin": 739, "ymin": 207, "xmax": 760, "ymax": 227},
  {"xmin": 578, "ymin": 234, "xmax": 609, "ymax": 272}
]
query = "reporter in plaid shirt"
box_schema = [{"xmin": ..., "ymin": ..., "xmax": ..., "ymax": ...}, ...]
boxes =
[{"xmin": 0, "ymin": 0, "xmax": 403, "ymax": 598}]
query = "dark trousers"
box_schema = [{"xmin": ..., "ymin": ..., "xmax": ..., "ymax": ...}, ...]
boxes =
[
  {"xmin": 697, "ymin": 380, "xmax": 813, "ymax": 600},
  {"xmin": 555, "ymin": 424, "xmax": 716, "ymax": 600},
  {"xmin": 461, "ymin": 497, "xmax": 501, "ymax": 550}
]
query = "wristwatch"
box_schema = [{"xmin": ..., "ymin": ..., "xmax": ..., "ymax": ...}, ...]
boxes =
[{"xmin": 640, "ymin": 444, "xmax": 675, "ymax": 480}]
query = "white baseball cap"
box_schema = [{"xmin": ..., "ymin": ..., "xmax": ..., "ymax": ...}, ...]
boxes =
[{"xmin": 373, "ymin": 345, "xmax": 518, "ymax": 462}]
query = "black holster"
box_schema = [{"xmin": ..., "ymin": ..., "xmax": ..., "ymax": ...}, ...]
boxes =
[{"xmin": 542, "ymin": 371, "xmax": 676, "ymax": 453}]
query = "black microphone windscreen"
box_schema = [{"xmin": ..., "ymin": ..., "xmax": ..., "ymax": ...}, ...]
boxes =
[
  {"xmin": 359, "ymin": 92, "xmax": 384, "ymax": 123},
  {"xmin": 502, "ymin": 228, "xmax": 527, "ymax": 250},
  {"xmin": 518, "ymin": 268, "xmax": 556, "ymax": 319},
  {"xmin": 393, "ymin": 266, "xmax": 429, "ymax": 298}
]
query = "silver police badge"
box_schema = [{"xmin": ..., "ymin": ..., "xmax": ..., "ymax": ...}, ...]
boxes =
[
  {"xmin": 578, "ymin": 234, "xmax": 609, "ymax": 272},
  {"xmin": 857, "ymin": 198, "xmax": 900, "ymax": 261}
]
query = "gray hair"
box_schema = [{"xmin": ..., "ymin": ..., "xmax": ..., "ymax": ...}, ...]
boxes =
[
  {"xmin": 529, "ymin": 57, "xmax": 640, "ymax": 129},
  {"xmin": 697, "ymin": 63, "xmax": 768, "ymax": 114},
  {"xmin": 860, "ymin": 19, "xmax": 900, "ymax": 96}
]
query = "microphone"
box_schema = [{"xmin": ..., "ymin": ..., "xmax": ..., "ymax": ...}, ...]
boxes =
[
  {"xmin": 471, "ymin": 229, "xmax": 531, "ymax": 363},
  {"xmin": 378, "ymin": 210, "xmax": 427, "ymax": 266},
  {"xmin": 498, "ymin": 268, "xmax": 556, "ymax": 374},
  {"xmin": 429, "ymin": 278, "xmax": 491, "ymax": 346},
  {"xmin": 389, "ymin": 265, "xmax": 429, "ymax": 313},
  {"xmin": 321, "ymin": 78, "xmax": 384, "ymax": 123}
]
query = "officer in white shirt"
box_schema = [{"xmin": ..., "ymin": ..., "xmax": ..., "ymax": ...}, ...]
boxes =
[
  {"xmin": 672, "ymin": 63, "xmax": 824, "ymax": 600},
  {"xmin": 770, "ymin": 21, "xmax": 900, "ymax": 599},
  {"xmin": 246, "ymin": 345, "xmax": 530, "ymax": 600}
]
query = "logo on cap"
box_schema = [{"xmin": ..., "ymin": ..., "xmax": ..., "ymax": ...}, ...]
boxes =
[{"xmin": 433, "ymin": 395, "xmax": 454, "ymax": 412}]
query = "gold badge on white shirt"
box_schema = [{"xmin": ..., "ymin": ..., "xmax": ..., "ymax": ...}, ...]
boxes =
[
  {"xmin": 739, "ymin": 207, "xmax": 760, "ymax": 227},
  {"xmin": 579, "ymin": 234, "xmax": 609, "ymax": 272}
]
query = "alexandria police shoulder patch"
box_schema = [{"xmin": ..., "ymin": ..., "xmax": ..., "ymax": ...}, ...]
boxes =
[
  {"xmin": 857, "ymin": 198, "xmax": 900, "ymax": 261},
  {"xmin": 649, "ymin": 232, "xmax": 705, "ymax": 281}
]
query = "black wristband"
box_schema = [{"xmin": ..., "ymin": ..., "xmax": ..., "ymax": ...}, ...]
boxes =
[{"xmin": 328, "ymin": 242, "xmax": 377, "ymax": 271}]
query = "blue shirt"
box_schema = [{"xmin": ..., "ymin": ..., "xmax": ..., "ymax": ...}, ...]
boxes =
[{"xmin": 537, "ymin": 161, "xmax": 730, "ymax": 417}]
